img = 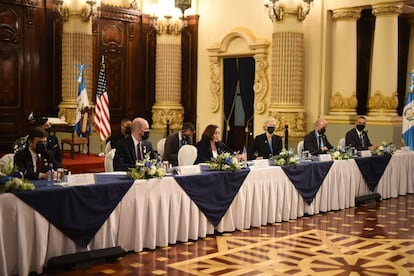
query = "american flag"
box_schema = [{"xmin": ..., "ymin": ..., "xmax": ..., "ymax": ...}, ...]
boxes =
[{"xmin": 95, "ymin": 56, "xmax": 111, "ymax": 142}]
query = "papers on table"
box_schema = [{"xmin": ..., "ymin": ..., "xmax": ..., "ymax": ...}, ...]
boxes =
[{"xmin": 55, "ymin": 173, "xmax": 96, "ymax": 187}]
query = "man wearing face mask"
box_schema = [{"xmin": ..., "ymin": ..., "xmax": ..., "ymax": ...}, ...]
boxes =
[
  {"xmin": 345, "ymin": 116, "xmax": 378, "ymax": 151},
  {"xmin": 247, "ymin": 117, "xmax": 283, "ymax": 160},
  {"xmin": 304, "ymin": 118, "xmax": 334, "ymax": 155},
  {"xmin": 163, "ymin": 122, "xmax": 195, "ymax": 166},
  {"xmin": 113, "ymin": 117, "xmax": 155, "ymax": 171},
  {"xmin": 108, "ymin": 118, "xmax": 132, "ymax": 149},
  {"xmin": 14, "ymin": 127, "xmax": 60, "ymax": 180}
]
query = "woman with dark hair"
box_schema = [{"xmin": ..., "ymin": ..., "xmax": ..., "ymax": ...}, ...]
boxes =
[{"xmin": 194, "ymin": 124, "xmax": 225, "ymax": 164}]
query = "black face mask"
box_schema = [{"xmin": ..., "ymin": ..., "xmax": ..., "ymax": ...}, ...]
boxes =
[
  {"xmin": 35, "ymin": 143, "xmax": 46, "ymax": 154},
  {"xmin": 124, "ymin": 126, "xmax": 131, "ymax": 136},
  {"xmin": 356, "ymin": 125, "xmax": 365, "ymax": 131},
  {"xmin": 142, "ymin": 131, "xmax": 150, "ymax": 140},
  {"xmin": 182, "ymin": 135, "xmax": 190, "ymax": 141},
  {"xmin": 319, "ymin": 128, "xmax": 326, "ymax": 134},
  {"xmin": 267, "ymin": 127, "xmax": 275, "ymax": 134},
  {"xmin": 45, "ymin": 128, "xmax": 51, "ymax": 135}
]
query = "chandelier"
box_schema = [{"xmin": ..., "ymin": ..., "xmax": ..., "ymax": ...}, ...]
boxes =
[
  {"xmin": 150, "ymin": 0, "xmax": 192, "ymax": 35},
  {"xmin": 264, "ymin": 0, "xmax": 314, "ymax": 22}
]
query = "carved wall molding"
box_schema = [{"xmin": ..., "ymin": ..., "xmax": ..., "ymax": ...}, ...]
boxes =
[
  {"xmin": 152, "ymin": 104, "xmax": 184, "ymax": 130},
  {"xmin": 0, "ymin": 0, "xmax": 39, "ymax": 7},
  {"xmin": 368, "ymin": 91, "xmax": 399, "ymax": 115},
  {"xmin": 372, "ymin": 2, "xmax": 403, "ymax": 17},
  {"xmin": 329, "ymin": 91, "xmax": 358, "ymax": 112},
  {"xmin": 269, "ymin": 110, "xmax": 306, "ymax": 137},
  {"xmin": 99, "ymin": 3, "xmax": 141, "ymax": 23},
  {"xmin": 332, "ymin": 8, "xmax": 361, "ymax": 20},
  {"xmin": 207, "ymin": 28, "xmax": 270, "ymax": 114}
]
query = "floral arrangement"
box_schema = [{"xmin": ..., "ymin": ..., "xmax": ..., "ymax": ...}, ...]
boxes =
[
  {"xmin": 372, "ymin": 141, "xmax": 396, "ymax": 156},
  {"xmin": 208, "ymin": 152, "xmax": 240, "ymax": 171},
  {"xmin": 330, "ymin": 149, "xmax": 351, "ymax": 160},
  {"xmin": 127, "ymin": 154, "xmax": 166, "ymax": 179},
  {"xmin": 0, "ymin": 161, "xmax": 35, "ymax": 193},
  {"xmin": 273, "ymin": 148, "xmax": 300, "ymax": 166}
]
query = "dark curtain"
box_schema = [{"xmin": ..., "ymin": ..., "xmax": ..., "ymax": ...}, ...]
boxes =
[
  {"xmin": 238, "ymin": 57, "xmax": 255, "ymax": 123},
  {"xmin": 223, "ymin": 59, "xmax": 239, "ymax": 142}
]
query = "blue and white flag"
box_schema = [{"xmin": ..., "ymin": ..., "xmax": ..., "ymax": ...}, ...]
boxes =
[
  {"xmin": 402, "ymin": 70, "xmax": 414, "ymax": 150},
  {"xmin": 75, "ymin": 64, "xmax": 90, "ymax": 136}
]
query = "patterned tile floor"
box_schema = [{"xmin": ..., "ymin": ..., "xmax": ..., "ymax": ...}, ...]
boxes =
[{"xmin": 42, "ymin": 194, "xmax": 414, "ymax": 275}]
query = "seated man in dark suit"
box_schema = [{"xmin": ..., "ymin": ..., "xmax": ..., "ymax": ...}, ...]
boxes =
[
  {"xmin": 14, "ymin": 127, "xmax": 60, "ymax": 180},
  {"xmin": 304, "ymin": 118, "xmax": 334, "ymax": 155},
  {"xmin": 163, "ymin": 122, "xmax": 195, "ymax": 166},
  {"xmin": 345, "ymin": 115, "xmax": 378, "ymax": 151},
  {"xmin": 113, "ymin": 117, "xmax": 155, "ymax": 171},
  {"xmin": 247, "ymin": 117, "xmax": 283, "ymax": 160},
  {"xmin": 108, "ymin": 118, "xmax": 131, "ymax": 149}
]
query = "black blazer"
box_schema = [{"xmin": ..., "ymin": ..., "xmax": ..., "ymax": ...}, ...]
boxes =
[
  {"xmin": 345, "ymin": 128, "xmax": 372, "ymax": 151},
  {"xmin": 113, "ymin": 136, "xmax": 155, "ymax": 171},
  {"xmin": 163, "ymin": 132, "xmax": 180, "ymax": 166},
  {"xmin": 14, "ymin": 147, "xmax": 58, "ymax": 180},
  {"xmin": 194, "ymin": 140, "xmax": 224, "ymax": 164},
  {"xmin": 247, "ymin": 133, "xmax": 283, "ymax": 160},
  {"xmin": 303, "ymin": 130, "xmax": 333, "ymax": 155}
]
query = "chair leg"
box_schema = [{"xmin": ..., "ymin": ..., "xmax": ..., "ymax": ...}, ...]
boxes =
[{"xmin": 71, "ymin": 144, "xmax": 74, "ymax": 159}]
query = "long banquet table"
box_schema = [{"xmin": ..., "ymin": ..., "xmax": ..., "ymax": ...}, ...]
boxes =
[{"xmin": 1, "ymin": 152, "xmax": 413, "ymax": 276}]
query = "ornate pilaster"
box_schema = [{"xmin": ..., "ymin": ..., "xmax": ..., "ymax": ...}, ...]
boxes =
[
  {"xmin": 59, "ymin": 32, "xmax": 93, "ymax": 125},
  {"xmin": 329, "ymin": 8, "xmax": 361, "ymax": 115},
  {"xmin": 151, "ymin": 34, "xmax": 184, "ymax": 131},
  {"xmin": 368, "ymin": 2, "xmax": 403, "ymax": 116},
  {"xmin": 269, "ymin": 31, "xmax": 305, "ymax": 137}
]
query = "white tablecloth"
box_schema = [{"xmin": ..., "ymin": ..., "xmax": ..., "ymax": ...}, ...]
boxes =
[{"xmin": 1, "ymin": 152, "xmax": 413, "ymax": 276}]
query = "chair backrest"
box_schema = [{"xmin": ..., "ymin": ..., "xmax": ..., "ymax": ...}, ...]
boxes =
[
  {"xmin": 0, "ymin": 153, "xmax": 14, "ymax": 170},
  {"xmin": 157, "ymin": 138, "xmax": 167, "ymax": 159},
  {"xmin": 105, "ymin": 141, "xmax": 112, "ymax": 154},
  {"xmin": 104, "ymin": 149, "xmax": 116, "ymax": 172},
  {"xmin": 338, "ymin": 137, "xmax": 346, "ymax": 149},
  {"xmin": 177, "ymin": 145, "xmax": 198, "ymax": 166},
  {"xmin": 297, "ymin": 141, "xmax": 304, "ymax": 154}
]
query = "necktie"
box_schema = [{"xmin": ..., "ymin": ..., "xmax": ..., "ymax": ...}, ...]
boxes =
[
  {"xmin": 36, "ymin": 155, "xmax": 42, "ymax": 173},
  {"xmin": 318, "ymin": 135, "xmax": 323, "ymax": 149},
  {"xmin": 360, "ymin": 133, "xmax": 365, "ymax": 147},
  {"xmin": 136, "ymin": 142, "xmax": 142, "ymax": 160},
  {"xmin": 268, "ymin": 139, "xmax": 273, "ymax": 155}
]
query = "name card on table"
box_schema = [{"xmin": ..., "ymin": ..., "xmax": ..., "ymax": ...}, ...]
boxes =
[
  {"xmin": 401, "ymin": 146, "xmax": 411, "ymax": 152},
  {"xmin": 359, "ymin": 150, "xmax": 372, "ymax": 157},
  {"xmin": 177, "ymin": 165, "xmax": 202, "ymax": 175},
  {"xmin": 62, "ymin": 173, "xmax": 96, "ymax": 187},
  {"xmin": 252, "ymin": 159, "xmax": 270, "ymax": 168},
  {"xmin": 318, "ymin": 154, "xmax": 332, "ymax": 162}
]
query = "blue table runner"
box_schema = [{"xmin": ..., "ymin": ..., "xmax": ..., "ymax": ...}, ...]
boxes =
[
  {"xmin": 14, "ymin": 174, "xmax": 134, "ymax": 248},
  {"xmin": 281, "ymin": 161, "xmax": 334, "ymax": 204},
  {"xmin": 354, "ymin": 155, "xmax": 391, "ymax": 192},
  {"xmin": 173, "ymin": 169, "xmax": 250, "ymax": 227}
]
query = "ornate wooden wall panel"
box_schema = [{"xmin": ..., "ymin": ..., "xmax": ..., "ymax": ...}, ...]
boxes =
[{"xmin": 0, "ymin": 0, "xmax": 57, "ymax": 152}]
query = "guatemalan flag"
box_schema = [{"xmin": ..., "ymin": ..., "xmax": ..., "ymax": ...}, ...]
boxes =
[
  {"xmin": 75, "ymin": 64, "xmax": 90, "ymax": 136},
  {"xmin": 402, "ymin": 69, "xmax": 414, "ymax": 150}
]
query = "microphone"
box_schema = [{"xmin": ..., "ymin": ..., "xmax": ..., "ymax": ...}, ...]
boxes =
[{"xmin": 218, "ymin": 141, "xmax": 235, "ymax": 153}]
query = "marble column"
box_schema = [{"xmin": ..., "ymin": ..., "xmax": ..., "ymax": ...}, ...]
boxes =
[
  {"xmin": 151, "ymin": 34, "xmax": 184, "ymax": 132},
  {"xmin": 368, "ymin": 2, "xmax": 403, "ymax": 116},
  {"xmin": 329, "ymin": 8, "xmax": 361, "ymax": 115}
]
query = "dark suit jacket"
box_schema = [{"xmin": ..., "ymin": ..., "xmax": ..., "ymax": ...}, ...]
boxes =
[
  {"xmin": 345, "ymin": 128, "xmax": 372, "ymax": 151},
  {"xmin": 47, "ymin": 135, "xmax": 62, "ymax": 164},
  {"xmin": 194, "ymin": 140, "xmax": 224, "ymax": 164},
  {"xmin": 108, "ymin": 131, "xmax": 126, "ymax": 149},
  {"xmin": 303, "ymin": 130, "xmax": 333, "ymax": 155},
  {"xmin": 14, "ymin": 147, "xmax": 58, "ymax": 180},
  {"xmin": 247, "ymin": 133, "xmax": 283, "ymax": 160},
  {"xmin": 113, "ymin": 136, "xmax": 155, "ymax": 171},
  {"xmin": 164, "ymin": 133, "xmax": 180, "ymax": 166}
]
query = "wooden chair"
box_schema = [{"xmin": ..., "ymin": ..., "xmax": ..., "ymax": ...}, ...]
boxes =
[{"xmin": 61, "ymin": 108, "xmax": 91, "ymax": 159}]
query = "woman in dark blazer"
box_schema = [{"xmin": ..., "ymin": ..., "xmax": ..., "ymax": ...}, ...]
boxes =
[
  {"xmin": 194, "ymin": 124, "xmax": 225, "ymax": 164},
  {"xmin": 247, "ymin": 117, "xmax": 283, "ymax": 160}
]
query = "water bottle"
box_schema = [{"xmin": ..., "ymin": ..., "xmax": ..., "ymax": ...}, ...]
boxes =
[
  {"xmin": 47, "ymin": 163, "xmax": 54, "ymax": 185},
  {"xmin": 241, "ymin": 146, "xmax": 247, "ymax": 168}
]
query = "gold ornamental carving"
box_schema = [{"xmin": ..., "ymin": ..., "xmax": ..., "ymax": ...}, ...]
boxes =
[
  {"xmin": 209, "ymin": 56, "xmax": 221, "ymax": 113},
  {"xmin": 269, "ymin": 111, "xmax": 306, "ymax": 138},
  {"xmin": 332, "ymin": 9, "xmax": 361, "ymax": 20},
  {"xmin": 152, "ymin": 107, "xmax": 184, "ymax": 130},
  {"xmin": 253, "ymin": 57, "xmax": 268, "ymax": 114},
  {"xmin": 368, "ymin": 91, "xmax": 398, "ymax": 114},
  {"xmin": 330, "ymin": 91, "xmax": 357, "ymax": 111},
  {"xmin": 372, "ymin": 3, "xmax": 403, "ymax": 17}
]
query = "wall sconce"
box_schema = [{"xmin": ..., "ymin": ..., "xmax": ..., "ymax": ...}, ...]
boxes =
[
  {"xmin": 264, "ymin": 0, "xmax": 313, "ymax": 22},
  {"xmin": 54, "ymin": 0, "xmax": 97, "ymax": 22},
  {"xmin": 150, "ymin": 0, "xmax": 191, "ymax": 35}
]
